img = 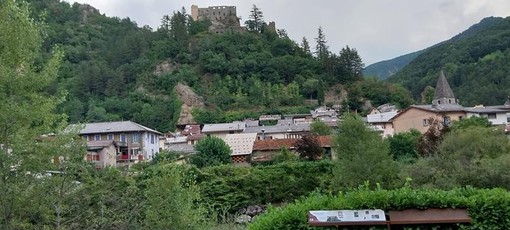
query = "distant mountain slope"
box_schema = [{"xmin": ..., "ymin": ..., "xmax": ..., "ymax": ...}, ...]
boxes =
[
  {"xmin": 387, "ymin": 16, "xmax": 510, "ymax": 106},
  {"xmin": 363, "ymin": 50, "xmax": 423, "ymax": 80}
]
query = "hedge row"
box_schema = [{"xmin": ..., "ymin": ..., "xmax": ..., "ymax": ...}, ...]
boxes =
[
  {"xmin": 249, "ymin": 187, "xmax": 510, "ymax": 229},
  {"xmin": 196, "ymin": 161, "xmax": 333, "ymax": 213}
]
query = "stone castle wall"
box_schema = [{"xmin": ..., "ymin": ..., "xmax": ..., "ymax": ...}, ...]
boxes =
[{"xmin": 191, "ymin": 5, "xmax": 237, "ymax": 22}]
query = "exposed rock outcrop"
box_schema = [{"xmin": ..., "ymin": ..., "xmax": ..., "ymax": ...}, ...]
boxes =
[
  {"xmin": 325, "ymin": 84, "xmax": 348, "ymax": 109},
  {"xmin": 79, "ymin": 4, "xmax": 98, "ymax": 24},
  {"xmin": 153, "ymin": 59, "xmax": 178, "ymax": 76},
  {"xmin": 174, "ymin": 83, "xmax": 205, "ymax": 125}
]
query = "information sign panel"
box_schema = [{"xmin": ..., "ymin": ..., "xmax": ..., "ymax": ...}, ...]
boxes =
[{"xmin": 308, "ymin": 209, "xmax": 386, "ymax": 224}]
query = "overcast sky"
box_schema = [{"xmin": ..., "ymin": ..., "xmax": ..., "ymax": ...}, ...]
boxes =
[{"xmin": 63, "ymin": 0, "xmax": 510, "ymax": 65}]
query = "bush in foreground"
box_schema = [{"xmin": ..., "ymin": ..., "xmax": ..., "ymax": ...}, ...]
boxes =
[{"xmin": 249, "ymin": 186, "xmax": 510, "ymax": 229}]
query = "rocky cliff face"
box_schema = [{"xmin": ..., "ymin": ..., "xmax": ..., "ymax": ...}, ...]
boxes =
[
  {"xmin": 174, "ymin": 83, "xmax": 205, "ymax": 125},
  {"xmin": 79, "ymin": 4, "xmax": 99, "ymax": 24}
]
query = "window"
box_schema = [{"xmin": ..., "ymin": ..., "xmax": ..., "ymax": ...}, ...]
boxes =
[
  {"xmin": 132, "ymin": 133, "xmax": 141, "ymax": 143},
  {"xmin": 107, "ymin": 134, "xmax": 114, "ymax": 140},
  {"xmin": 423, "ymin": 119, "xmax": 430, "ymax": 126},
  {"xmin": 150, "ymin": 134, "xmax": 155, "ymax": 144},
  {"xmin": 83, "ymin": 135, "xmax": 88, "ymax": 141},
  {"xmin": 120, "ymin": 134, "xmax": 126, "ymax": 142},
  {"xmin": 459, "ymin": 116, "xmax": 464, "ymax": 120},
  {"xmin": 487, "ymin": 113, "xmax": 497, "ymax": 119},
  {"xmin": 443, "ymin": 116, "xmax": 451, "ymax": 126},
  {"xmin": 94, "ymin": 135, "xmax": 101, "ymax": 141}
]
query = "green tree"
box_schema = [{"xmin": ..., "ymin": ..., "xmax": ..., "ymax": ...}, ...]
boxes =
[
  {"xmin": 403, "ymin": 127, "xmax": 510, "ymax": 189},
  {"xmin": 451, "ymin": 116, "xmax": 491, "ymax": 131},
  {"xmin": 245, "ymin": 4, "xmax": 264, "ymax": 32},
  {"xmin": 295, "ymin": 134, "xmax": 323, "ymax": 161},
  {"xmin": 314, "ymin": 26, "xmax": 329, "ymax": 61},
  {"xmin": 386, "ymin": 129, "xmax": 421, "ymax": 162},
  {"xmin": 0, "ymin": 0, "xmax": 65, "ymax": 227},
  {"xmin": 339, "ymin": 45, "xmax": 364, "ymax": 81},
  {"xmin": 189, "ymin": 136, "xmax": 231, "ymax": 168},
  {"xmin": 144, "ymin": 164, "xmax": 205, "ymax": 229},
  {"xmin": 301, "ymin": 78, "xmax": 320, "ymax": 99},
  {"xmin": 420, "ymin": 85, "xmax": 435, "ymax": 104},
  {"xmin": 272, "ymin": 148, "xmax": 299, "ymax": 163},
  {"xmin": 333, "ymin": 114, "xmax": 399, "ymax": 189},
  {"xmin": 301, "ymin": 37, "xmax": 311, "ymax": 56},
  {"xmin": 68, "ymin": 167, "xmax": 144, "ymax": 229},
  {"xmin": 310, "ymin": 120, "xmax": 332, "ymax": 135}
]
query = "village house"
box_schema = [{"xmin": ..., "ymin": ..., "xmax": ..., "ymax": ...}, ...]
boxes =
[
  {"xmin": 79, "ymin": 121, "xmax": 162, "ymax": 167},
  {"xmin": 86, "ymin": 140, "xmax": 117, "ymax": 168},
  {"xmin": 464, "ymin": 98, "xmax": 510, "ymax": 125},
  {"xmin": 366, "ymin": 111, "xmax": 398, "ymax": 137},
  {"xmin": 224, "ymin": 133, "xmax": 257, "ymax": 164},
  {"xmin": 390, "ymin": 71, "xmax": 466, "ymax": 134}
]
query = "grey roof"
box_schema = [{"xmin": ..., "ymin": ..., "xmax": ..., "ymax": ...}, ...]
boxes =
[
  {"xmin": 311, "ymin": 106, "xmax": 338, "ymax": 118},
  {"xmin": 434, "ymin": 71, "xmax": 455, "ymax": 99},
  {"xmin": 244, "ymin": 123, "xmax": 310, "ymax": 134},
  {"xmin": 244, "ymin": 119, "xmax": 260, "ymax": 127},
  {"xmin": 166, "ymin": 136, "xmax": 188, "ymax": 144},
  {"xmin": 465, "ymin": 105, "xmax": 510, "ymax": 113},
  {"xmin": 79, "ymin": 121, "xmax": 162, "ymax": 135},
  {"xmin": 366, "ymin": 111, "xmax": 398, "ymax": 123},
  {"xmin": 201, "ymin": 121, "xmax": 245, "ymax": 133},
  {"xmin": 166, "ymin": 144, "xmax": 195, "ymax": 154},
  {"xmin": 377, "ymin": 104, "xmax": 398, "ymax": 113},
  {"xmin": 412, "ymin": 104, "xmax": 465, "ymax": 112}
]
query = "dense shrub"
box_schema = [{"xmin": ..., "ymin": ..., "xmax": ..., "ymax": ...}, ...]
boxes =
[
  {"xmin": 249, "ymin": 186, "xmax": 510, "ymax": 230},
  {"xmin": 196, "ymin": 161, "xmax": 333, "ymax": 213}
]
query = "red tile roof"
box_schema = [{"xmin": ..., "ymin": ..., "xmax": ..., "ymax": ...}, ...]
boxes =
[
  {"xmin": 181, "ymin": 125, "xmax": 201, "ymax": 136},
  {"xmin": 316, "ymin": 135, "xmax": 332, "ymax": 147},
  {"xmin": 253, "ymin": 138, "xmax": 298, "ymax": 151}
]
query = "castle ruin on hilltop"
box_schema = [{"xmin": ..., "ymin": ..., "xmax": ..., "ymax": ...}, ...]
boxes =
[
  {"xmin": 191, "ymin": 5, "xmax": 243, "ymax": 33},
  {"xmin": 191, "ymin": 5, "xmax": 237, "ymax": 22}
]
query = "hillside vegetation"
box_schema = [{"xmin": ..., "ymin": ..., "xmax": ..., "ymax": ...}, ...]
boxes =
[
  {"xmin": 388, "ymin": 16, "xmax": 510, "ymax": 106},
  {"xmin": 28, "ymin": 0, "xmax": 413, "ymax": 132},
  {"xmin": 363, "ymin": 50, "xmax": 423, "ymax": 80}
]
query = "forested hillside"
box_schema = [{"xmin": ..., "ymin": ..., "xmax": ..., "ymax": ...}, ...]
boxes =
[
  {"xmin": 388, "ymin": 16, "xmax": 510, "ymax": 106},
  {"xmin": 362, "ymin": 50, "xmax": 423, "ymax": 80},
  {"xmin": 29, "ymin": 0, "xmax": 413, "ymax": 132}
]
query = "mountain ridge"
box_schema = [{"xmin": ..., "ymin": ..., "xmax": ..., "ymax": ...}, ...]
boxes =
[{"xmin": 387, "ymin": 16, "xmax": 510, "ymax": 106}]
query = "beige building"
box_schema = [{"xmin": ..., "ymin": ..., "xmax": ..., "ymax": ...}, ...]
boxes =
[
  {"xmin": 86, "ymin": 140, "xmax": 118, "ymax": 168},
  {"xmin": 224, "ymin": 133, "xmax": 257, "ymax": 164},
  {"xmin": 391, "ymin": 106, "xmax": 465, "ymax": 134},
  {"xmin": 390, "ymin": 71, "xmax": 466, "ymax": 134}
]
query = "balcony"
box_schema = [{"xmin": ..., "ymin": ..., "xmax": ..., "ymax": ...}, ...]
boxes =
[{"xmin": 116, "ymin": 154, "xmax": 137, "ymax": 161}]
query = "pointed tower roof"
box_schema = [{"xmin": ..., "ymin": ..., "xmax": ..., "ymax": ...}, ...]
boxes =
[
  {"xmin": 434, "ymin": 71, "xmax": 455, "ymax": 99},
  {"xmin": 504, "ymin": 96, "xmax": 510, "ymax": 106}
]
